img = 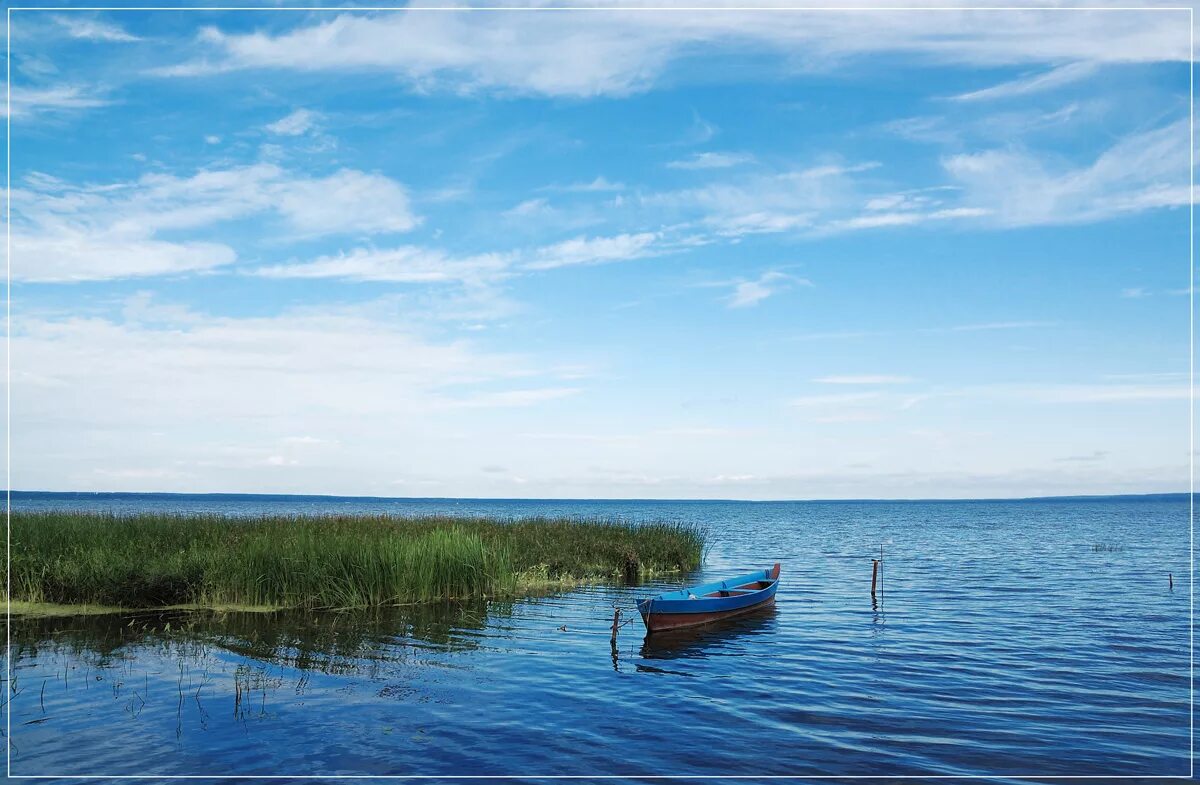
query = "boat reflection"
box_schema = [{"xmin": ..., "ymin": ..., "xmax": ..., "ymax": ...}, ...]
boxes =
[{"xmin": 637, "ymin": 604, "xmax": 778, "ymax": 663}]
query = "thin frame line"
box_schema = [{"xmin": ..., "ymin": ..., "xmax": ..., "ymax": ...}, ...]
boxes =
[
  {"xmin": 1189, "ymin": 6, "xmax": 1195, "ymax": 782},
  {"xmin": 7, "ymin": 5, "xmax": 13, "ymax": 780},
  {"xmin": 4, "ymin": 777, "xmax": 1195, "ymax": 782},
  {"xmin": 4, "ymin": 5, "xmax": 1197, "ymax": 10},
  {"xmin": 2, "ymin": 3, "xmax": 1192, "ymax": 781}
]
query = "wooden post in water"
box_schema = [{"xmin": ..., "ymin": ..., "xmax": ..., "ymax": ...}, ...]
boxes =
[
  {"xmin": 1170, "ymin": 573, "xmax": 1174, "ymax": 590},
  {"xmin": 871, "ymin": 559, "xmax": 880, "ymax": 600},
  {"xmin": 610, "ymin": 608, "xmax": 621, "ymax": 645}
]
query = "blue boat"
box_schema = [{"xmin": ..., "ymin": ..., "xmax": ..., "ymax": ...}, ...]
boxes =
[{"xmin": 636, "ymin": 563, "xmax": 781, "ymax": 633}]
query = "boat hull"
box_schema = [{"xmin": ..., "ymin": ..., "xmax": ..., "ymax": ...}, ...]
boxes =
[{"xmin": 639, "ymin": 593, "xmax": 776, "ymax": 632}]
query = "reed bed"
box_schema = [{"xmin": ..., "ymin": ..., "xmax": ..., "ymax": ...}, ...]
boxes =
[{"xmin": 10, "ymin": 512, "xmax": 705, "ymax": 610}]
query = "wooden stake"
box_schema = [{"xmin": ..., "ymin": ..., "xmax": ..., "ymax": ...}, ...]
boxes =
[
  {"xmin": 871, "ymin": 559, "xmax": 880, "ymax": 599},
  {"xmin": 1169, "ymin": 573, "xmax": 1174, "ymax": 590},
  {"xmin": 610, "ymin": 608, "xmax": 621, "ymax": 645}
]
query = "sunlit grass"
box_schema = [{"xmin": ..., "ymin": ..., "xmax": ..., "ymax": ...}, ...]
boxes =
[{"xmin": 10, "ymin": 511, "xmax": 705, "ymax": 610}]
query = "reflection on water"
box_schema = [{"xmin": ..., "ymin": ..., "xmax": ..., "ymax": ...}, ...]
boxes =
[
  {"xmin": 5, "ymin": 496, "xmax": 1192, "ymax": 778},
  {"xmin": 639, "ymin": 606, "xmax": 779, "ymax": 661}
]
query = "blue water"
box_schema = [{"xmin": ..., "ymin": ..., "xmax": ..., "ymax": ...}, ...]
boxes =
[{"xmin": 6, "ymin": 492, "xmax": 1192, "ymax": 779}]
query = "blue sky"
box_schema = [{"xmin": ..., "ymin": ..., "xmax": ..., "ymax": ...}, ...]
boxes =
[{"xmin": 7, "ymin": 5, "xmax": 1193, "ymax": 499}]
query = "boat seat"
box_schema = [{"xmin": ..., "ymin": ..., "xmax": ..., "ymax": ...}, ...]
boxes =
[{"xmin": 707, "ymin": 588, "xmax": 758, "ymax": 597}]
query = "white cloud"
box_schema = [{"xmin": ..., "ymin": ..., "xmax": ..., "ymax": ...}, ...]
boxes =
[
  {"xmin": 646, "ymin": 160, "xmax": 887, "ymax": 238},
  {"xmin": 204, "ymin": 134, "xmax": 221, "ymax": 145},
  {"xmin": 682, "ymin": 111, "xmax": 718, "ymax": 145},
  {"xmin": 822, "ymin": 206, "xmax": 990, "ymax": 233},
  {"xmin": 814, "ymin": 375, "xmax": 915, "ymax": 384},
  {"xmin": 265, "ymin": 108, "xmax": 318, "ymax": 136},
  {"xmin": 667, "ymin": 151, "xmax": 755, "ymax": 170},
  {"xmin": 645, "ymin": 165, "xmax": 848, "ymax": 237},
  {"xmin": 253, "ymin": 246, "xmax": 511, "ymax": 286},
  {"xmin": 13, "ymin": 233, "xmax": 236, "ymax": 284},
  {"xmin": 53, "ymin": 14, "xmax": 140, "ymax": 42},
  {"xmin": 794, "ymin": 381, "xmax": 1190, "ymax": 411},
  {"xmin": 727, "ymin": 271, "xmax": 810, "ymax": 308},
  {"xmin": 505, "ymin": 197, "xmax": 554, "ymax": 217},
  {"xmin": 947, "ymin": 62, "xmax": 1100, "ymax": 102},
  {"xmin": 446, "ymin": 387, "xmax": 580, "ymax": 409},
  {"xmin": 557, "ymin": 176, "xmax": 625, "ymax": 193},
  {"xmin": 4, "ymin": 85, "xmax": 111, "ymax": 118},
  {"xmin": 942, "ymin": 119, "xmax": 1189, "ymax": 226},
  {"xmin": 790, "ymin": 391, "xmax": 883, "ymax": 407},
  {"xmin": 254, "ymin": 230, "xmax": 668, "ymax": 286},
  {"xmin": 156, "ymin": 9, "xmax": 1189, "ymax": 97},
  {"xmin": 1008, "ymin": 383, "xmax": 1192, "ymax": 404},
  {"xmin": 13, "ymin": 296, "xmax": 582, "ymax": 490},
  {"xmin": 272, "ymin": 169, "xmax": 418, "ymax": 235},
  {"xmin": 936, "ymin": 320, "xmax": 1058, "ymax": 333},
  {"xmin": 526, "ymin": 232, "xmax": 660, "ymax": 270},
  {"xmin": 12, "ymin": 164, "xmax": 420, "ymax": 282},
  {"xmin": 653, "ymin": 119, "xmax": 1187, "ymax": 240}
]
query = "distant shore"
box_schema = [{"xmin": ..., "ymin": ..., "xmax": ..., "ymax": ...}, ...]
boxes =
[
  {"xmin": 10, "ymin": 512, "xmax": 705, "ymax": 616},
  {"xmin": 11, "ymin": 489, "xmax": 1190, "ymax": 505}
]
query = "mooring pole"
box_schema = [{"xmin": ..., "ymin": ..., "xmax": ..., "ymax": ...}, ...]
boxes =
[
  {"xmin": 871, "ymin": 558, "xmax": 879, "ymax": 600},
  {"xmin": 610, "ymin": 608, "xmax": 621, "ymax": 645},
  {"xmin": 1170, "ymin": 573, "xmax": 1174, "ymax": 590}
]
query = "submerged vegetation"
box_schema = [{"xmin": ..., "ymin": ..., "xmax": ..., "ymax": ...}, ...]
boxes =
[{"xmin": 10, "ymin": 512, "xmax": 706, "ymax": 611}]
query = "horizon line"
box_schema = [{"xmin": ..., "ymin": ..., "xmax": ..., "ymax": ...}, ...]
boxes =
[{"xmin": 8, "ymin": 488, "xmax": 1192, "ymax": 505}]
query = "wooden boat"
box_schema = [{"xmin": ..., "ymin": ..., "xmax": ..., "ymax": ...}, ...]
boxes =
[{"xmin": 636, "ymin": 563, "xmax": 780, "ymax": 633}]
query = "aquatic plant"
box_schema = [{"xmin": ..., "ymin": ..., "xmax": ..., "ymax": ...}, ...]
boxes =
[{"xmin": 9, "ymin": 512, "xmax": 705, "ymax": 611}]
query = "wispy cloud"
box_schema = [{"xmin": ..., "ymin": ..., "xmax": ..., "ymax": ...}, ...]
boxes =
[
  {"xmin": 793, "ymin": 320, "xmax": 1056, "ymax": 342},
  {"xmin": 947, "ymin": 62, "xmax": 1099, "ymax": 102},
  {"xmin": 526, "ymin": 232, "xmax": 660, "ymax": 271},
  {"xmin": 13, "ymin": 164, "xmax": 419, "ymax": 282},
  {"xmin": 550, "ymin": 176, "xmax": 625, "ymax": 193},
  {"xmin": 253, "ymin": 246, "xmax": 511, "ymax": 286},
  {"xmin": 942, "ymin": 119, "xmax": 1188, "ymax": 226},
  {"xmin": 254, "ymin": 230, "xmax": 671, "ymax": 288},
  {"xmin": 935, "ymin": 321, "xmax": 1058, "ymax": 333},
  {"xmin": 644, "ymin": 160, "xmax": 877, "ymax": 238},
  {"xmin": 504, "ymin": 197, "xmax": 554, "ymax": 218},
  {"xmin": 53, "ymin": 14, "xmax": 140, "ymax": 43},
  {"xmin": 155, "ymin": 11, "xmax": 1189, "ymax": 97},
  {"xmin": 790, "ymin": 392, "xmax": 883, "ymax": 407},
  {"xmin": 5, "ymin": 85, "xmax": 112, "ymax": 119},
  {"xmin": 792, "ymin": 381, "xmax": 1191, "ymax": 413},
  {"xmin": 726, "ymin": 271, "xmax": 811, "ymax": 308},
  {"xmin": 265, "ymin": 108, "xmax": 319, "ymax": 136},
  {"xmin": 814, "ymin": 375, "xmax": 915, "ymax": 384},
  {"xmin": 680, "ymin": 111, "xmax": 718, "ymax": 145},
  {"xmin": 667, "ymin": 151, "xmax": 755, "ymax": 170},
  {"xmin": 1054, "ymin": 450, "xmax": 1110, "ymax": 463}
]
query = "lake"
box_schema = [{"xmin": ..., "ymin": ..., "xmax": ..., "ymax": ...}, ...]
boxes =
[{"xmin": 6, "ymin": 492, "xmax": 1191, "ymax": 778}]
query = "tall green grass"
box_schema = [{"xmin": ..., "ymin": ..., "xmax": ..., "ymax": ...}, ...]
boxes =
[{"xmin": 10, "ymin": 512, "xmax": 705, "ymax": 610}]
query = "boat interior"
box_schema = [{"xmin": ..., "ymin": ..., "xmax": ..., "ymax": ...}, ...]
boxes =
[{"xmin": 704, "ymin": 579, "xmax": 774, "ymax": 597}]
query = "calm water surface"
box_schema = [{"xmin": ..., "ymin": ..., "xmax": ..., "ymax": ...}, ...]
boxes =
[{"xmin": 6, "ymin": 493, "xmax": 1191, "ymax": 779}]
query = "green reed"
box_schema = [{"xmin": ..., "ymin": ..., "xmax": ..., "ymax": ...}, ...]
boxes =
[{"xmin": 10, "ymin": 511, "xmax": 705, "ymax": 610}]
